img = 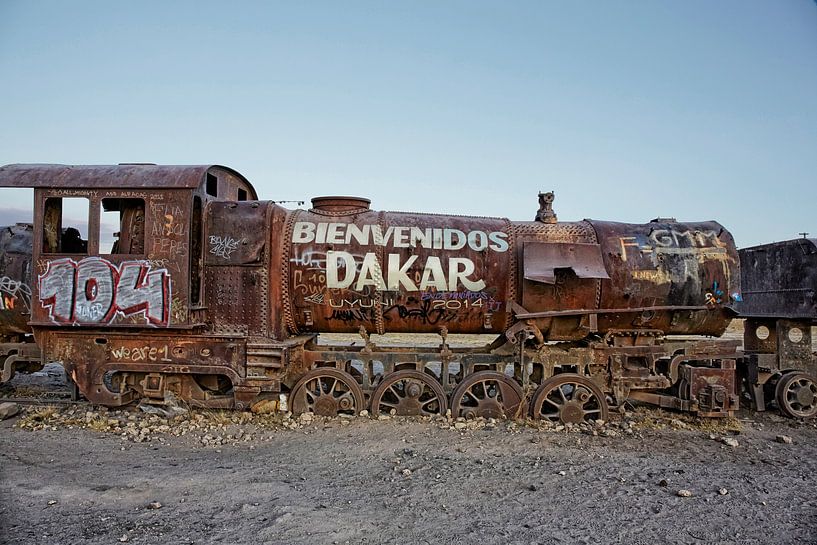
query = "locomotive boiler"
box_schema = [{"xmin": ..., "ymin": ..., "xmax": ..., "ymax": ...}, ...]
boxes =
[{"xmin": 0, "ymin": 164, "xmax": 752, "ymax": 422}]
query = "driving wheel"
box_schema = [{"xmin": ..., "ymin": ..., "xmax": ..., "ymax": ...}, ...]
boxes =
[
  {"xmin": 449, "ymin": 371, "xmax": 525, "ymax": 419},
  {"xmin": 531, "ymin": 374, "xmax": 609, "ymax": 424},
  {"xmin": 369, "ymin": 370, "xmax": 447, "ymax": 417},
  {"xmin": 291, "ymin": 368, "xmax": 365, "ymax": 417}
]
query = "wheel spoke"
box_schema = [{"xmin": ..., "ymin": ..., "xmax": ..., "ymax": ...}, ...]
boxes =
[
  {"xmin": 543, "ymin": 396, "xmax": 563, "ymax": 409},
  {"xmin": 388, "ymin": 384, "xmax": 403, "ymax": 400},
  {"xmin": 557, "ymin": 386, "xmax": 568, "ymax": 404},
  {"xmin": 421, "ymin": 396, "xmax": 440, "ymax": 407}
]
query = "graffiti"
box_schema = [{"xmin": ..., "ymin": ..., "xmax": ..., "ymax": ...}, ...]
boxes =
[
  {"xmin": 151, "ymin": 237, "xmax": 188, "ymax": 257},
  {"xmin": 650, "ymin": 229, "xmax": 722, "ymax": 248},
  {"xmin": 292, "ymin": 221, "xmax": 509, "ymax": 252},
  {"xmin": 382, "ymin": 300, "xmax": 458, "ymax": 325},
  {"xmin": 291, "ymin": 249, "xmax": 368, "ymax": 273},
  {"xmin": 110, "ymin": 344, "xmax": 172, "ymax": 362},
  {"xmin": 420, "ymin": 290, "xmax": 502, "ymax": 311},
  {"xmin": 619, "ymin": 230, "xmax": 726, "ymax": 262},
  {"xmin": 304, "ymin": 292, "xmax": 325, "ymax": 304},
  {"xmin": 209, "ymin": 235, "xmax": 243, "ymax": 259},
  {"xmin": 171, "ymin": 296, "xmax": 188, "ymax": 322},
  {"xmin": 150, "ymin": 203, "xmax": 187, "ymax": 255},
  {"xmin": 39, "ymin": 257, "xmax": 170, "ymax": 326},
  {"xmin": 329, "ymin": 308, "xmax": 377, "ymax": 323},
  {"xmin": 326, "ymin": 251, "xmax": 486, "ymax": 292},
  {"xmin": 144, "ymin": 257, "xmax": 182, "ymax": 274},
  {"xmin": 53, "ymin": 189, "xmax": 98, "ymax": 198},
  {"xmin": 291, "ymin": 249, "xmax": 329, "ymax": 270},
  {"xmin": 705, "ymin": 281, "xmax": 725, "ymax": 306},
  {"xmin": 631, "ymin": 269, "xmax": 671, "ymax": 283},
  {"xmin": 327, "ymin": 295, "xmax": 398, "ymax": 309},
  {"xmin": 293, "ymin": 270, "xmax": 326, "ymax": 295},
  {"xmin": 104, "ymin": 190, "xmax": 148, "ymax": 199},
  {"xmin": 0, "ymin": 276, "xmax": 32, "ymax": 312}
]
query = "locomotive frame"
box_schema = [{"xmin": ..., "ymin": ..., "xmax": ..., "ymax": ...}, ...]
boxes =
[{"xmin": 1, "ymin": 164, "xmax": 815, "ymax": 422}]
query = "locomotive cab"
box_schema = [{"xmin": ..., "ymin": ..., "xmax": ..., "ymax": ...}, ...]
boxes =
[{"xmin": 0, "ymin": 164, "xmax": 259, "ymax": 405}]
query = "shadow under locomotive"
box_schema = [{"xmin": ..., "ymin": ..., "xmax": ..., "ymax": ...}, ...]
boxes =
[{"xmin": 0, "ymin": 164, "xmax": 814, "ymax": 423}]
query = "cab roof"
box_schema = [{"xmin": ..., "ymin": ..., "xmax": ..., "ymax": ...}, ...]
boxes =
[{"xmin": 0, "ymin": 164, "xmax": 256, "ymax": 198}]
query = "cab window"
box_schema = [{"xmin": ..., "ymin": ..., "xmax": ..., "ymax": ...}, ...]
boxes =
[{"xmin": 42, "ymin": 197, "xmax": 89, "ymax": 254}]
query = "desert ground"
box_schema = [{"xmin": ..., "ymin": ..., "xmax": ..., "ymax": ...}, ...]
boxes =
[{"xmin": 2, "ymin": 397, "xmax": 816, "ymax": 544}]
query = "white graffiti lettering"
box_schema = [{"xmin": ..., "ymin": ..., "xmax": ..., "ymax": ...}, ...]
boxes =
[
  {"xmin": 0, "ymin": 276, "xmax": 32, "ymax": 312},
  {"xmin": 292, "ymin": 222, "xmax": 509, "ymax": 253},
  {"xmin": 326, "ymin": 251, "xmax": 486, "ymax": 292},
  {"xmin": 619, "ymin": 229, "xmax": 726, "ymax": 262},
  {"xmin": 110, "ymin": 345, "xmax": 172, "ymax": 362},
  {"xmin": 38, "ymin": 258, "xmax": 171, "ymax": 326},
  {"xmin": 209, "ymin": 235, "xmax": 243, "ymax": 259}
]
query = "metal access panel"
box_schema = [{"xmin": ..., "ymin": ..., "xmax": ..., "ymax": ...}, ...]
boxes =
[
  {"xmin": 523, "ymin": 242, "xmax": 609, "ymax": 284},
  {"xmin": 204, "ymin": 201, "xmax": 271, "ymax": 337},
  {"xmin": 776, "ymin": 319, "xmax": 815, "ymax": 375}
]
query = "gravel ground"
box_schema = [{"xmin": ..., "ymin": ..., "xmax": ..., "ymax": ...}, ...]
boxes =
[{"xmin": 1, "ymin": 405, "xmax": 816, "ymax": 545}]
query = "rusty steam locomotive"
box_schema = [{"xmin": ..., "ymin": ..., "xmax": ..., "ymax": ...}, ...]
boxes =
[{"xmin": 0, "ymin": 164, "xmax": 814, "ymax": 422}]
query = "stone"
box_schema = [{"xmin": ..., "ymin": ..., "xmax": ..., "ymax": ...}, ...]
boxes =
[
  {"xmin": 147, "ymin": 501, "xmax": 162, "ymax": 510},
  {"xmin": 775, "ymin": 435, "xmax": 793, "ymax": 444},
  {"xmin": 677, "ymin": 489, "xmax": 693, "ymax": 497},
  {"xmin": 721, "ymin": 437, "xmax": 739, "ymax": 448},
  {"xmin": 250, "ymin": 399, "xmax": 278, "ymax": 414},
  {"xmin": 718, "ymin": 488, "xmax": 729, "ymax": 496},
  {"xmin": 0, "ymin": 402, "xmax": 20, "ymax": 420}
]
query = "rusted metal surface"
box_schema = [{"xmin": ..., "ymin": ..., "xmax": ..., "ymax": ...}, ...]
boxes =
[
  {"xmin": 204, "ymin": 201, "xmax": 272, "ymax": 337},
  {"xmin": 284, "ymin": 206, "xmax": 513, "ymax": 335},
  {"xmin": 290, "ymin": 368, "xmax": 365, "ymax": 416},
  {"xmin": 282, "ymin": 206, "xmax": 739, "ymax": 341},
  {"xmin": 0, "ymin": 223, "xmax": 34, "ymax": 335},
  {"xmin": 369, "ymin": 369, "xmax": 447, "ymax": 416},
  {"xmin": 530, "ymin": 373, "xmax": 609, "ymax": 424},
  {"xmin": 449, "ymin": 371, "xmax": 526, "ymax": 419},
  {"xmin": 589, "ymin": 220, "xmax": 739, "ymax": 337},
  {"xmin": 523, "ymin": 241, "xmax": 609, "ymax": 284},
  {"xmin": 0, "ymin": 164, "xmax": 256, "ymax": 198},
  {"xmin": 0, "ymin": 223, "xmax": 42, "ymax": 382}
]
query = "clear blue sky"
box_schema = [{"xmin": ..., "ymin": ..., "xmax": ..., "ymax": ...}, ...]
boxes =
[{"xmin": 1, "ymin": 1, "xmax": 815, "ymax": 247}]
